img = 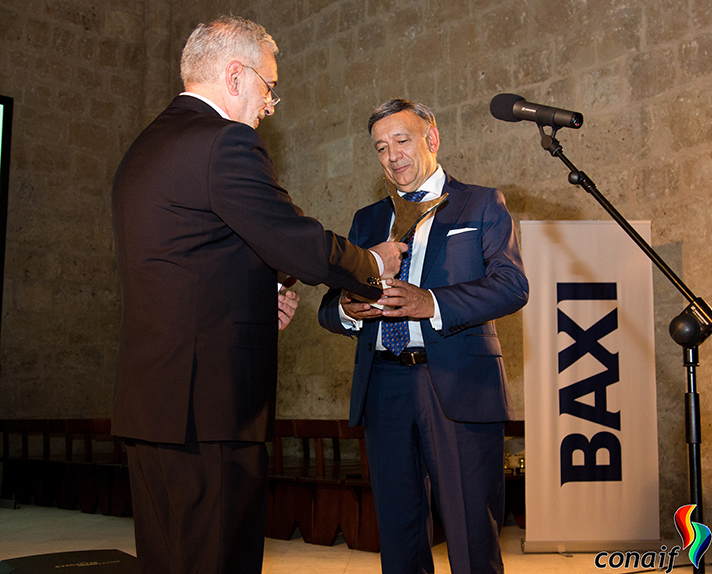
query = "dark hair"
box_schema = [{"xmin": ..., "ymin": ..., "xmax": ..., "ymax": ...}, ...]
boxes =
[{"xmin": 367, "ymin": 99, "xmax": 437, "ymax": 134}]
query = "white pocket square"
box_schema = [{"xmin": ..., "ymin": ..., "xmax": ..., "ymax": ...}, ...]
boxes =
[{"xmin": 447, "ymin": 227, "xmax": 478, "ymax": 236}]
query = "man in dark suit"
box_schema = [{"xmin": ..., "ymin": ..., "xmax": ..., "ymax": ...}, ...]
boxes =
[
  {"xmin": 319, "ymin": 99, "xmax": 529, "ymax": 574},
  {"xmin": 111, "ymin": 16, "xmax": 405, "ymax": 574}
]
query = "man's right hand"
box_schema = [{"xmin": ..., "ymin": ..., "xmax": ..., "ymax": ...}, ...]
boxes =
[{"xmin": 370, "ymin": 241, "xmax": 407, "ymax": 278}]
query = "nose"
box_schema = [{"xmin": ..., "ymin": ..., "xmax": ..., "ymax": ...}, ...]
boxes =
[
  {"xmin": 264, "ymin": 102, "xmax": 276, "ymax": 116},
  {"xmin": 388, "ymin": 148, "xmax": 401, "ymax": 163}
]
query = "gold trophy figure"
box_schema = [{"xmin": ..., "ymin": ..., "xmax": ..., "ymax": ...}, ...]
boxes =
[
  {"xmin": 353, "ymin": 178, "xmax": 448, "ymax": 306},
  {"xmin": 383, "ymin": 178, "xmax": 448, "ymax": 243}
]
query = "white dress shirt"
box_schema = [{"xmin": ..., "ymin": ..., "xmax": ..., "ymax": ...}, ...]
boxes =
[
  {"xmin": 340, "ymin": 165, "xmax": 445, "ymax": 348},
  {"xmin": 180, "ymin": 92, "xmax": 231, "ymax": 120}
]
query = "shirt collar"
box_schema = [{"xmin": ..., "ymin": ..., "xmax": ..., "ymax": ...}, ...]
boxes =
[
  {"xmin": 180, "ymin": 92, "xmax": 231, "ymax": 120},
  {"xmin": 397, "ymin": 164, "xmax": 445, "ymax": 200}
]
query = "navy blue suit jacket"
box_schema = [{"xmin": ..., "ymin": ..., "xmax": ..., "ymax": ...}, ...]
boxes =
[{"xmin": 319, "ymin": 174, "xmax": 529, "ymax": 425}]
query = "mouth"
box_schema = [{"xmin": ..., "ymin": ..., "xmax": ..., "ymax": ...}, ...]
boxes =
[{"xmin": 390, "ymin": 164, "xmax": 410, "ymax": 177}]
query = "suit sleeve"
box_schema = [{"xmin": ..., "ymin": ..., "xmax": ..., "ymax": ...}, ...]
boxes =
[
  {"xmin": 318, "ymin": 210, "xmax": 365, "ymax": 337},
  {"xmin": 207, "ymin": 123, "xmax": 381, "ymax": 301},
  {"xmin": 430, "ymin": 188, "xmax": 529, "ymax": 336}
]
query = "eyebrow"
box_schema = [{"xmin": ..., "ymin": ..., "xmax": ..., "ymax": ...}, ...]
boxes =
[{"xmin": 373, "ymin": 131, "xmax": 412, "ymax": 145}]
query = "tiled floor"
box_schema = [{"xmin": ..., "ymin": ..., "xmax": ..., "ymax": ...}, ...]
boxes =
[{"xmin": 0, "ymin": 504, "xmax": 692, "ymax": 573}]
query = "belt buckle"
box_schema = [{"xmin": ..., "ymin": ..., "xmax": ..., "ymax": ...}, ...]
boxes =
[{"xmin": 399, "ymin": 351, "xmax": 417, "ymax": 366}]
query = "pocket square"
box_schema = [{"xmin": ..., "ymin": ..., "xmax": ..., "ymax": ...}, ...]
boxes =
[{"xmin": 447, "ymin": 227, "xmax": 478, "ymax": 236}]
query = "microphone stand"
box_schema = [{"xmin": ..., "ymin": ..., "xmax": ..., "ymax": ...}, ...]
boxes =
[{"xmin": 538, "ymin": 124, "xmax": 712, "ymax": 574}]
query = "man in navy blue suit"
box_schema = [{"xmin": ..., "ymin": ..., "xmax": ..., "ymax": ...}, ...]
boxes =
[{"xmin": 318, "ymin": 99, "xmax": 529, "ymax": 574}]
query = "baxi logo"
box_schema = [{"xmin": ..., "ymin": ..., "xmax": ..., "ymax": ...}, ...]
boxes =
[
  {"xmin": 675, "ymin": 504, "xmax": 712, "ymax": 569},
  {"xmin": 594, "ymin": 505, "xmax": 710, "ymax": 571}
]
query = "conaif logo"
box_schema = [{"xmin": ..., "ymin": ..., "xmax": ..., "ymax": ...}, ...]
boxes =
[
  {"xmin": 594, "ymin": 505, "xmax": 711, "ymax": 571},
  {"xmin": 675, "ymin": 504, "xmax": 711, "ymax": 569}
]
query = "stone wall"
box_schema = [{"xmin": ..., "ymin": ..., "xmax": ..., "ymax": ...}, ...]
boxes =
[
  {"xmin": 0, "ymin": 0, "xmax": 155, "ymax": 417},
  {"xmin": 1, "ymin": 0, "xmax": 711, "ymax": 537}
]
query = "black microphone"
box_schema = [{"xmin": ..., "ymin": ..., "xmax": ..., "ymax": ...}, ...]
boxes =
[{"xmin": 490, "ymin": 93, "xmax": 583, "ymax": 129}]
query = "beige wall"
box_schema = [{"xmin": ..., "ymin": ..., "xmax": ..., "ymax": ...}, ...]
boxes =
[{"xmin": 2, "ymin": 0, "xmax": 711, "ymax": 536}]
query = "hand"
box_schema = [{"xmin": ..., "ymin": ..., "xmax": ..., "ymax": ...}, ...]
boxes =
[
  {"xmin": 378, "ymin": 278, "xmax": 435, "ymax": 319},
  {"xmin": 278, "ymin": 287, "xmax": 300, "ymax": 330},
  {"xmin": 370, "ymin": 241, "xmax": 408, "ymax": 278},
  {"xmin": 340, "ymin": 290, "xmax": 383, "ymax": 321}
]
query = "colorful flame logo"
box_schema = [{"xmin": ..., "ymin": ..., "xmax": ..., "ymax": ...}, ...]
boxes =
[{"xmin": 675, "ymin": 504, "xmax": 712, "ymax": 568}]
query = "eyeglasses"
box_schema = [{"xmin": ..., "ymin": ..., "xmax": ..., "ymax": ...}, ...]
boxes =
[{"xmin": 244, "ymin": 65, "xmax": 280, "ymax": 107}]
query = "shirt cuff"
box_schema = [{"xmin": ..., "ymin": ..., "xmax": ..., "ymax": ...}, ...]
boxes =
[
  {"xmin": 428, "ymin": 289, "xmax": 443, "ymax": 331},
  {"xmin": 339, "ymin": 298, "xmax": 363, "ymax": 331},
  {"xmin": 368, "ymin": 250, "xmax": 384, "ymax": 276}
]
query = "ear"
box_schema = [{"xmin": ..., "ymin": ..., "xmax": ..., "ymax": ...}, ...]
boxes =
[
  {"xmin": 225, "ymin": 60, "xmax": 244, "ymax": 96},
  {"xmin": 426, "ymin": 125, "xmax": 440, "ymax": 153}
]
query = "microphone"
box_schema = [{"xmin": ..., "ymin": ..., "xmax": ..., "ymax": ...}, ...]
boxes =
[{"xmin": 490, "ymin": 93, "xmax": 583, "ymax": 129}]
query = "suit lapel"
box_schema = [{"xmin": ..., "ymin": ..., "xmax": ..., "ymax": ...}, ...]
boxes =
[
  {"xmin": 421, "ymin": 176, "xmax": 469, "ymax": 284},
  {"xmin": 364, "ymin": 198, "xmax": 394, "ymax": 247}
]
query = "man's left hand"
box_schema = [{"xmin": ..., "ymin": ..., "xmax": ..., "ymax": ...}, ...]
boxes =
[
  {"xmin": 278, "ymin": 288, "xmax": 300, "ymax": 330},
  {"xmin": 378, "ymin": 278, "xmax": 434, "ymax": 319}
]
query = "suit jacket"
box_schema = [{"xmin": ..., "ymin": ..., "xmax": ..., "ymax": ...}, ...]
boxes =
[
  {"xmin": 111, "ymin": 95, "xmax": 381, "ymax": 444},
  {"xmin": 319, "ymin": 174, "xmax": 529, "ymax": 425}
]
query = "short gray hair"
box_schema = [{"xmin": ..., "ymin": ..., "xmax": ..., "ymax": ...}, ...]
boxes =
[
  {"xmin": 180, "ymin": 15, "xmax": 279, "ymax": 87},
  {"xmin": 368, "ymin": 99, "xmax": 437, "ymax": 134}
]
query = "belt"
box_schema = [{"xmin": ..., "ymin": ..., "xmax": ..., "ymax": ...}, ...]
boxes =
[{"xmin": 376, "ymin": 348, "xmax": 427, "ymax": 366}]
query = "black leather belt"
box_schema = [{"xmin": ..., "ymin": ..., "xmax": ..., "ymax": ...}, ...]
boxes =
[{"xmin": 376, "ymin": 348, "xmax": 427, "ymax": 366}]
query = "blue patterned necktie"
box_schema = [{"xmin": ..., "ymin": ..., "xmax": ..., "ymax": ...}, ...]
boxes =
[{"xmin": 381, "ymin": 190, "xmax": 427, "ymax": 355}]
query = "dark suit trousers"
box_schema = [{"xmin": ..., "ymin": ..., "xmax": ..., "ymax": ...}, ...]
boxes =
[
  {"xmin": 364, "ymin": 356, "xmax": 506, "ymax": 574},
  {"xmin": 125, "ymin": 439, "xmax": 268, "ymax": 574}
]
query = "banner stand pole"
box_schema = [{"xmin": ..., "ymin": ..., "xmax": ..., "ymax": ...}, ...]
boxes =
[{"xmin": 536, "ymin": 124, "xmax": 711, "ymax": 574}]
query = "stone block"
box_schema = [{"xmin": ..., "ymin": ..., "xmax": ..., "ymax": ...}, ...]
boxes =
[
  {"xmin": 594, "ymin": 3, "xmax": 643, "ymax": 62},
  {"xmin": 447, "ymin": 18, "xmax": 480, "ymax": 71},
  {"xmin": 121, "ymin": 42, "xmax": 143, "ymax": 71},
  {"xmin": 645, "ymin": 0, "xmax": 691, "ymax": 46},
  {"xmin": 388, "ymin": 6, "xmax": 422, "ymax": 43},
  {"xmin": 46, "ymin": 0, "xmax": 102, "ymax": 34},
  {"xmin": 425, "ymin": 0, "xmax": 472, "ymax": 26},
  {"xmin": 579, "ymin": 62, "xmax": 628, "ymax": 111},
  {"xmin": 25, "ymin": 18, "xmax": 52, "ymax": 50},
  {"xmin": 470, "ymin": 54, "xmax": 513, "ymax": 99},
  {"xmin": 0, "ymin": 7, "xmax": 22, "ymax": 42},
  {"xmin": 356, "ymin": 19, "xmax": 387, "ymax": 54},
  {"xmin": 326, "ymin": 135, "xmax": 353, "ymax": 179},
  {"xmin": 680, "ymin": 33, "xmax": 712, "ymax": 82},
  {"xmin": 98, "ymin": 38, "xmax": 119, "ymax": 68},
  {"xmin": 344, "ymin": 57, "xmax": 375, "ymax": 92},
  {"xmin": 404, "ymin": 72, "xmax": 436, "ymax": 109},
  {"xmin": 27, "ymin": 143, "xmax": 72, "ymax": 175},
  {"xmin": 654, "ymin": 89, "xmax": 712, "ymax": 151},
  {"xmin": 69, "ymin": 120, "xmax": 110, "ymax": 151},
  {"xmin": 278, "ymin": 19, "xmax": 314, "ymax": 55},
  {"xmin": 339, "ymin": 0, "xmax": 366, "ymax": 33},
  {"xmin": 314, "ymin": 7, "xmax": 340, "ymax": 43},
  {"xmin": 76, "ymin": 36, "xmax": 97, "ymax": 62},
  {"xmin": 51, "ymin": 26, "xmax": 75, "ymax": 57},
  {"xmin": 481, "ymin": 2, "xmax": 531, "ymax": 51},
  {"xmin": 692, "ymin": 0, "xmax": 712, "ymax": 27},
  {"xmin": 307, "ymin": 0, "xmax": 336, "ymax": 17},
  {"xmin": 36, "ymin": 53, "xmax": 73, "ymax": 85},
  {"xmin": 627, "ymin": 48, "xmax": 676, "ymax": 101}
]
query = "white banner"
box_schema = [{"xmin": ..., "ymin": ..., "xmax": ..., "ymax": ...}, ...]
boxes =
[{"xmin": 522, "ymin": 221, "xmax": 659, "ymax": 551}]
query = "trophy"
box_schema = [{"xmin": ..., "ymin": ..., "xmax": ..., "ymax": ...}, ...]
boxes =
[
  {"xmin": 351, "ymin": 178, "xmax": 448, "ymax": 306},
  {"xmin": 383, "ymin": 177, "xmax": 448, "ymax": 243}
]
